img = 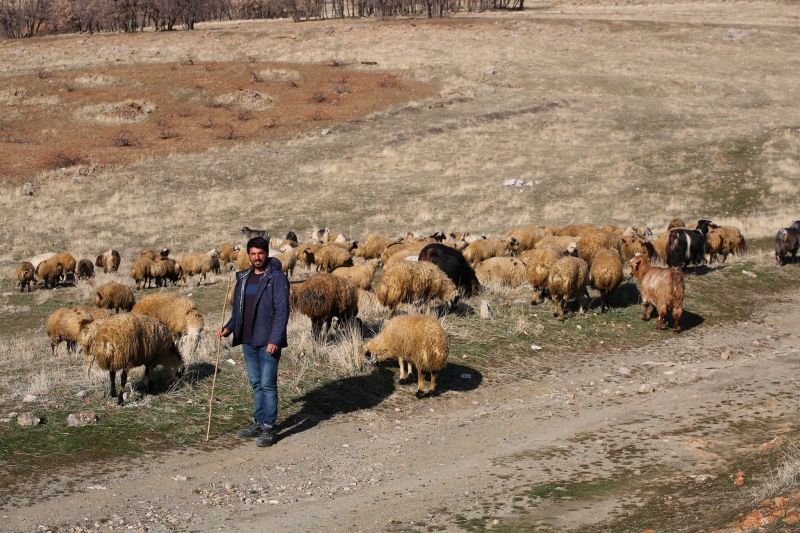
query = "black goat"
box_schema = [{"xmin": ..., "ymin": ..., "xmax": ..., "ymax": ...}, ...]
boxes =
[
  {"xmin": 775, "ymin": 221, "xmax": 800, "ymax": 265},
  {"xmin": 666, "ymin": 219, "xmax": 714, "ymax": 270}
]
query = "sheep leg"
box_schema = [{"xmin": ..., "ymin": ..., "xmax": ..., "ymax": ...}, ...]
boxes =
[
  {"xmin": 531, "ymin": 288, "xmax": 543, "ymax": 305},
  {"xmin": 118, "ymin": 369, "xmax": 128, "ymax": 405},
  {"xmin": 398, "ymin": 358, "xmax": 409, "ymax": 384},
  {"xmin": 66, "ymin": 340, "xmax": 76, "ymax": 355},
  {"xmin": 50, "ymin": 342, "xmax": 57, "ymax": 357},
  {"xmin": 311, "ymin": 319, "xmax": 323, "ymax": 342},
  {"xmin": 109, "ymin": 370, "xmax": 117, "ymax": 401},
  {"xmin": 427, "ymin": 371, "xmax": 440, "ymax": 397},
  {"xmin": 579, "ymin": 289, "xmax": 589, "ymax": 316},
  {"xmin": 415, "ymin": 368, "xmax": 426, "ymax": 399}
]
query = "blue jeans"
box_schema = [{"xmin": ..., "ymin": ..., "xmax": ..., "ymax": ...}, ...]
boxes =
[{"xmin": 241, "ymin": 344, "xmax": 280, "ymax": 427}]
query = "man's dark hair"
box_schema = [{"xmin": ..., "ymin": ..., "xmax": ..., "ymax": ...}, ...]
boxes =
[{"xmin": 247, "ymin": 236, "xmax": 270, "ymax": 253}]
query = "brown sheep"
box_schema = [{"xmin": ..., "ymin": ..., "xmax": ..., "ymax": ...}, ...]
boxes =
[
  {"xmin": 94, "ymin": 282, "xmax": 136, "ymax": 313},
  {"xmin": 559, "ymin": 223, "xmax": 596, "ymax": 237},
  {"xmin": 520, "ymin": 245, "xmax": 564, "ymax": 305},
  {"xmin": 296, "ymin": 273, "xmax": 360, "ymax": 341},
  {"xmin": 46, "ymin": 307, "xmax": 95, "ymax": 356},
  {"xmin": 73, "ymin": 306, "xmax": 112, "ymax": 321},
  {"xmin": 54, "ymin": 253, "xmax": 77, "ymax": 281},
  {"xmin": 363, "ymin": 314, "xmax": 449, "ymax": 398},
  {"xmin": 505, "ymin": 226, "xmax": 547, "ymax": 255},
  {"xmin": 548, "ymin": 256, "xmax": 590, "ymax": 321},
  {"xmin": 652, "ymin": 232, "xmax": 671, "ymax": 263},
  {"xmin": 619, "ymin": 235, "xmax": 656, "ymax": 262},
  {"xmin": 577, "ymin": 229, "xmax": 618, "ymax": 268},
  {"xmin": 462, "ymin": 237, "xmax": 518, "ymax": 269},
  {"xmin": 177, "ymin": 250, "xmax": 217, "ymax": 284},
  {"xmin": 666, "ymin": 218, "xmax": 686, "ymax": 232},
  {"xmin": 383, "ymin": 249, "xmax": 419, "ymax": 270},
  {"xmin": 132, "ymin": 293, "xmax": 205, "ymax": 355},
  {"xmin": 95, "ymin": 249, "xmax": 121, "ymax": 274},
  {"xmin": 36, "ymin": 257, "xmax": 63, "ymax": 289},
  {"xmin": 376, "ymin": 261, "xmax": 459, "ymax": 316},
  {"xmin": 475, "ymin": 257, "xmax": 527, "ymax": 288},
  {"xmin": 705, "ymin": 226, "xmax": 746, "ymax": 264},
  {"xmin": 534, "ymin": 235, "xmax": 581, "ymax": 252},
  {"xmin": 275, "ymin": 247, "xmax": 297, "ymax": 278},
  {"xmin": 541, "ymin": 226, "xmax": 561, "ymax": 237},
  {"xmin": 76, "ymin": 259, "xmax": 95, "ymax": 280},
  {"xmin": 380, "ymin": 241, "xmax": 427, "ymax": 266},
  {"xmin": 358, "ymin": 234, "xmax": 398, "ymax": 259},
  {"xmin": 303, "ymin": 244, "xmax": 353, "ymax": 273},
  {"xmin": 235, "ymin": 247, "xmax": 252, "ymax": 271},
  {"xmin": 590, "ymin": 248, "xmax": 624, "ymax": 313},
  {"xmin": 629, "ymin": 254, "xmax": 684, "ymax": 333},
  {"xmin": 219, "ymin": 244, "xmax": 240, "ymax": 270},
  {"xmin": 80, "ymin": 313, "xmax": 184, "ymax": 405},
  {"xmin": 130, "ymin": 258, "xmax": 154, "ymax": 289},
  {"xmin": 16, "ymin": 262, "xmax": 35, "ymax": 292},
  {"xmin": 332, "ymin": 259, "xmax": 380, "ymax": 291}
]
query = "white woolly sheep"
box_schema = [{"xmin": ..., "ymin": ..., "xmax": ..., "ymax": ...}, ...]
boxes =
[
  {"xmin": 475, "ymin": 257, "xmax": 527, "ymax": 288},
  {"xmin": 462, "ymin": 237, "xmax": 518, "ymax": 269},
  {"xmin": 130, "ymin": 258, "xmax": 154, "ymax": 289},
  {"xmin": 94, "ymin": 282, "xmax": 136, "ymax": 313},
  {"xmin": 505, "ymin": 226, "xmax": 547, "ymax": 255},
  {"xmin": 296, "ymin": 273, "xmax": 360, "ymax": 340},
  {"xmin": 376, "ymin": 261, "xmax": 459, "ymax": 316},
  {"xmin": 131, "ymin": 293, "xmax": 205, "ymax": 355},
  {"xmin": 332, "ymin": 259, "xmax": 380, "ymax": 291},
  {"xmin": 363, "ymin": 314, "xmax": 449, "ymax": 398},
  {"xmin": 80, "ymin": 313, "xmax": 183, "ymax": 405},
  {"xmin": 520, "ymin": 244, "xmax": 565, "ymax": 305},
  {"xmin": 17, "ymin": 262, "xmax": 35, "ymax": 292},
  {"xmin": 29, "ymin": 252, "xmax": 56, "ymax": 270},
  {"xmin": 46, "ymin": 307, "xmax": 95, "ymax": 356},
  {"xmin": 590, "ymin": 248, "xmax": 624, "ymax": 313},
  {"xmin": 36, "ymin": 257, "xmax": 63, "ymax": 289},
  {"xmin": 548, "ymin": 256, "xmax": 590, "ymax": 321}
]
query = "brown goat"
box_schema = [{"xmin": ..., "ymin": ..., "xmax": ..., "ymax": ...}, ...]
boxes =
[{"xmin": 629, "ymin": 254, "xmax": 685, "ymax": 333}]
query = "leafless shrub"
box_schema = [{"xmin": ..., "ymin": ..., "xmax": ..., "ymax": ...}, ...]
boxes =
[
  {"xmin": 250, "ymin": 71, "xmax": 264, "ymax": 83},
  {"xmin": 236, "ymin": 111, "xmax": 253, "ymax": 122},
  {"xmin": 312, "ymin": 92, "xmax": 327, "ymax": 103},
  {"xmin": 181, "ymin": 55, "xmax": 195, "ymax": 66},
  {"xmin": 197, "ymin": 117, "xmax": 215, "ymax": 129},
  {"xmin": 217, "ymin": 124, "xmax": 235, "ymax": 140},
  {"xmin": 288, "ymin": 80, "xmax": 299, "ymax": 88},
  {"xmin": 112, "ymin": 131, "xmax": 136, "ymax": 147},
  {"xmin": 750, "ymin": 438, "xmax": 800, "ymax": 503},
  {"xmin": 263, "ymin": 117, "xmax": 277, "ymax": 129},
  {"xmin": 35, "ymin": 67, "xmax": 50, "ymax": 79},
  {"xmin": 157, "ymin": 119, "xmax": 179, "ymax": 140},
  {"xmin": 51, "ymin": 151, "xmax": 88, "ymax": 168},
  {"xmin": 64, "ymin": 84, "xmax": 75, "ymax": 92},
  {"xmin": 246, "ymin": 55, "xmax": 257, "ymax": 63}
]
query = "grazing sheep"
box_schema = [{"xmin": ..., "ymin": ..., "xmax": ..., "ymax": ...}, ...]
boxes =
[
  {"xmin": 667, "ymin": 218, "xmax": 686, "ymax": 232},
  {"xmin": 548, "ymin": 256, "xmax": 590, "ymax": 321},
  {"xmin": 559, "ymin": 223, "xmax": 596, "ymax": 237},
  {"xmin": 541, "ymin": 226, "xmax": 561, "ymax": 237},
  {"xmin": 602, "ymin": 225, "xmax": 622, "ymax": 235},
  {"xmin": 146, "ymin": 258, "xmax": 168, "ymax": 287},
  {"xmin": 629, "ymin": 254, "xmax": 684, "ymax": 333},
  {"xmin": 305, "ymin": 244, "xmax": 353, "ymax": 273},
  {"xmin": 130, "ymin": 258, "xmax": 154, "ymax": 289},
  {"xmin": 381, "ymin": 242, "xmax": 427, "ymax": 266},
  {"xmin": 363, "ymin": 314, "xmax": 449, "ymax": 398},
  {"xmin": 475, "ymin": 257, "xmax": 527, "ymax": 288},
  {"xmin": 275, "ymin": 247, "xmax": 297, "ymax": 278},
  {"xmin": 73, "ymin": 306, "xmax": 112, "ymax": 321},
  {"xmin": 219, "ymin": 244, "xmax": 240, "ymax": 270},
  {"xmin": 46, "ymin": 307, "xmax": 94, "ymax": 356},
  {"xmin": 36, "ymin": 257, "xmax": 63, "ymax": 289},
  {"xmin": 619, "ymin": 235, "xmax": 656, "ymax": 262},
  {"xmin": 332, "ymin": 259, "xmax": 380, "ymax": 291},
  {"xmin": 30, "ymin": 252, "xmax": 56, "ymax": 270},
  {"xmin": 520, "ymin": 244, "xmax": 564, "ymax": 305},
  {"xmin": 590, "ymin": 248, "xmax": 624, "ymax": 313},
  {"xmin": 506, "ymin": 226, "xmax": 547, "ymax": 255},
  {"xmin": 418, "ymin": 243, "xmax": 480, "ymax": 297},
  {"xmin": 76, "ymin": 259, "xmax": 95, "ymax": 280},
  {"xmin": 235, "ymin": 247, "xmax": 251, "ymax": 271},
  {"xmin": 80, "ymin": 313, "xmax": 184, "ymax": 405},
  {"xmin": 775, "ymin": 221, "xmax": 800, "ymax": 265},
  {"xmin": 296, "ymin": 273, "xmax": 360, "ymax": 340},
  {"xmin": 16, "ymin": 262, "xmax": 35, "ymax": 292},
  {"xmin": 54, "ymin": 253, "xmax": 77, "ymax": 281},
  {"xmin": 462, "ymin": 237, "xmax": 518, "ymax": 269},
  {"xmin": 94, "ymin": 283, "xmax": 136, "ymax": 313},
  {"xmin": 307, "ymin": 228, "xmax": 331, "ymax": 243},
  {"xmin": 534, "ymin": 235, "xmax": 582, "ymax": 252},
  {"xmin": 624, "ymin": 226, "xmax": 653, "ymax": 238},
  {"xmin": 577, "ymin": 229, "xmax": 618, "ymax": 268},
  {"xmin": 705, "ymin": 226, "xmax": 747, "ymax": 264},
  {"xmin": 241, "ymin": 227, "xmax": 270, "ymax": 241},
  {"xmin": 376, "ymin": 261, "xmax": 459, "ymax": 316},
  {"xmin": 359, "ymin": 235, "xmax": 399, "ymax": 259},
  {"xmin": 131, "ymin": 293, "xmax": 205, "ymax": 355},
  {"xmin": 383, "ymin": 248, "xmax": 419, "ymax": 270},
  {"xmin": 177, "ymin": 250, "xmax": 217, "ymax": 284},
  {"xmin": 652, "ymin": 232, "xmax": 670, "ymax": 263},
  {"xmin": 141, "ymin": 249, "xmax": 159, "ymax": 261},
  {"xmin": 95, "ymin": 249, "xmax": 121, "ymax": 273}
]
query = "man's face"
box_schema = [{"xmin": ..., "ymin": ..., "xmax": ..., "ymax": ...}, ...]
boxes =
[{"xmin": 249, "ymin": 248, "xmax": 268, "ymax": 270}]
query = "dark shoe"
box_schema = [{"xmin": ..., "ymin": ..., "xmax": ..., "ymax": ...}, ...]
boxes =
[
  {"xmin": 236, "ymin": 420, "xmax": 264, "ymax": 439},
  {"xmin": 256, "ymin": 426, "xmax": 278, "ymax": 447}
]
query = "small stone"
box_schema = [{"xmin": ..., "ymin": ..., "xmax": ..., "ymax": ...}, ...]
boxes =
[
  {"xmin": 268, "ymin": 500, "xmax": 279, "ymax": 505},
  {"xmin": 480, "ymin": 302, "xmax": 493, "ymax": 320},
  {"xmin": 721, "ymin": 352, "xmax": 730, "ymax": 360},
  {"xmin": 17, "ymin": 412, "xmax": 40, "ymax": 426},
  {"xmin": 618, "ymin": 367, "xmax": 631, "ymax": 376},
  {"xmin": 484, "ymin": 69, "xmax": 495, "ymax": 75},
  {"xmin": 22, "ymin": 395, "xmax": 36, "ymax": 403},
  {"xmin": 576, "ymin": 325, "xmax": 582, "ymax": 330},
  {"xmin": 531, "ymin": 344, "xmax": 542, "ymax": 351},
  {"xmin": 565, "ymin": 393, "xmax": 574, "ymax": 399},
  {"xmin": 173, "ymin": 475, "xmax": 187, "ymax": 481},
  {"xmin": 224, "ymin": 483, "xmax": 234, "ymax": 490},
  {"xmin": 67, "ymin": 411, "xmax": 97, "ymax": 427},
  {"xmin": 484, "ymin": 86, "xmax": 496, "ymax": 94},
  {"xmin": 502, "ymin": 179, "xmax": 516, "ymax": 186},
  {"xmin": 638, "ymin": 384, "xmax": 655, "ymax": 394},
  {"xmin": 94, "ymin": 390, "xmax": 106, "ymax": 399},
  {"xmin": 75, "ymin": 390, "xmax": 87, "ymax": 398}
]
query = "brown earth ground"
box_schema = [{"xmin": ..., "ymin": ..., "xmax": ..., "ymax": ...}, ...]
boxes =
[{"xmin": 4, "ymin": 289, "xmax": 800, "ymax": 533}]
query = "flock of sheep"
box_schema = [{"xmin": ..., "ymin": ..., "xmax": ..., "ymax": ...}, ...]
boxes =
[{"xmin": 14, "ymin": 217, "xmax": 800, "ymax": 403}]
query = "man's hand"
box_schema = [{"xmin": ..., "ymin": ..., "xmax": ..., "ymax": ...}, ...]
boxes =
[
  {"xmin": 216, "ymin": 327, "xmax": 231, "ymax": 339},
  {"xmin": 266, "ymin": 343, "xmax": 279, "ymax": 354}
]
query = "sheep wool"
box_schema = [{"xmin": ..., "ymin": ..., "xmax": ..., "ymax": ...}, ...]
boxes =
[
  {"xmin": 36, "ymin": 257, "xmax": 63, "ymax": 289},
  {"xmin": 54, "ymin": 253, "xmax": 77, "ymax": 280},
  {"xmin": 548, "ymin": 256, "xmax": 590, "ymax": 321},
  {"xmin": 619, "ymin": 235, "xmax": 656, "ymax": 262},
  {"xmin": 360, "ymin": 234, "xmax": 397, "ymax": 259},
  {"xmin": 462, "ymin": 237, "xmax": 517, "ymax": 269},
  {"xmin": 16, "ymin": 262, "xmax": 35, "ymax": 292},
  {"xmin": 80, "ymin": 313, "xmax": 183, "ymax": 404},
  {"xmin": 383, "ymin": 249, "xmax": 419, "ymax": 270},
  {"xmin": 380, "ymin": 242, "xmax": 427, "ymax": 266},
  {"xmin": 535, "ymin": 235, "xmax": 581, "ymax": 252},
  {"xmin": 177, "ymin": 251, "xmax": 216, "ymax": 284},
  {"xmin": 520, "ymin": 244, "xmax": 564, "ymax": 305},
  {"xmin": 705, "ymin": 226, "xmax": 746, "ymax": 264},
  {"xmin": 235, "ymin": 247, "xmax": 251, "ymax": 271},
  {"xmin": 76, "ymin": 259, "xmax": 95, "ymax": 280},
  {"xmin": 46, "ymin": 307, "xmax": 95, "ymax": 356},
  {"xmin": 475, "ymin": 257, "xmax": 527, "ymax": 288},
  {"xmin": 332, "ymin": 259, "xmax": 380, "ymax": 291},
  {"xmin": 297, "ymin": 273, "xmax": 360, "ymax": 340},
  {"xmin": 94, "ymin": 282, "xmax": 136, "ymax": 313},
  {"xmin": 219, "ymin": 244, "xmax": 240, "ymax": 270},
  {"xmin": 73, "ymin": 306, "xmax": 112, "ymax": 321},
  {"xmin": 310, "ymin": 244, "xmax": 353, "ymax": 273},
  {"xmin": 506, "ymin": 226, "xmax": 547, "ymax": 255},
  {"xmin": 590, "ymin": 248, "xmax": 624, "ymax": 313},
  {"xmin": 131, "ymin": 293, "xmax": 205, "ymax": 355},
  {"xmin": 363, "ymin": 314, "xmax": 449, "ymax": 398},
  {"xmin": 667, "ymin": 218, "xmax": 686, "ymax": 232},
  {"xmin": 652, "ymin": 232, "xmax": 671, "ymax": 264},
  {"xmin": 130, "ymin": 258, "xmax": 154, "ymax": 289},
  {"xmin": 275, "ymin": 247, "xmax": 297, "ymax": 278},
  {"xmin": 559, "ymin": 223, "xmax": 596, "ymax": 237},
  {"xmin": 30, "ymin": 252, "xmax": 56, "ymax": 270},
  {"xmin": 577, "ymin": 229, "xmax": 618, "ymax": 268},
  {"xmin": 376, "ymin": 261, "xmax": 459, "ymax": 315}
]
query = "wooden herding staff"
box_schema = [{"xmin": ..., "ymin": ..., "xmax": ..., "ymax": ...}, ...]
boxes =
[{"xmin": 206, "ymin": 273, "xmax": 233, "ymax": 442}]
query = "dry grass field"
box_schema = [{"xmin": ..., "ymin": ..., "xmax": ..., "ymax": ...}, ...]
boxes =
[{"xmin": 1, "ymin": 2, "xmax": 800, "ymax": 531}]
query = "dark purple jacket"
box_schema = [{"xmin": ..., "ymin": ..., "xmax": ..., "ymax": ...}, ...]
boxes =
[{"xmin": 225, "ymin": 257, "xmax": 290, "ymax": 348}]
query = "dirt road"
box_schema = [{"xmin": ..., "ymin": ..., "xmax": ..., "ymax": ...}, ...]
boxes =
[{"xmin": 5, "ymin": 293, "xmax": 800, "ymax": 533}]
